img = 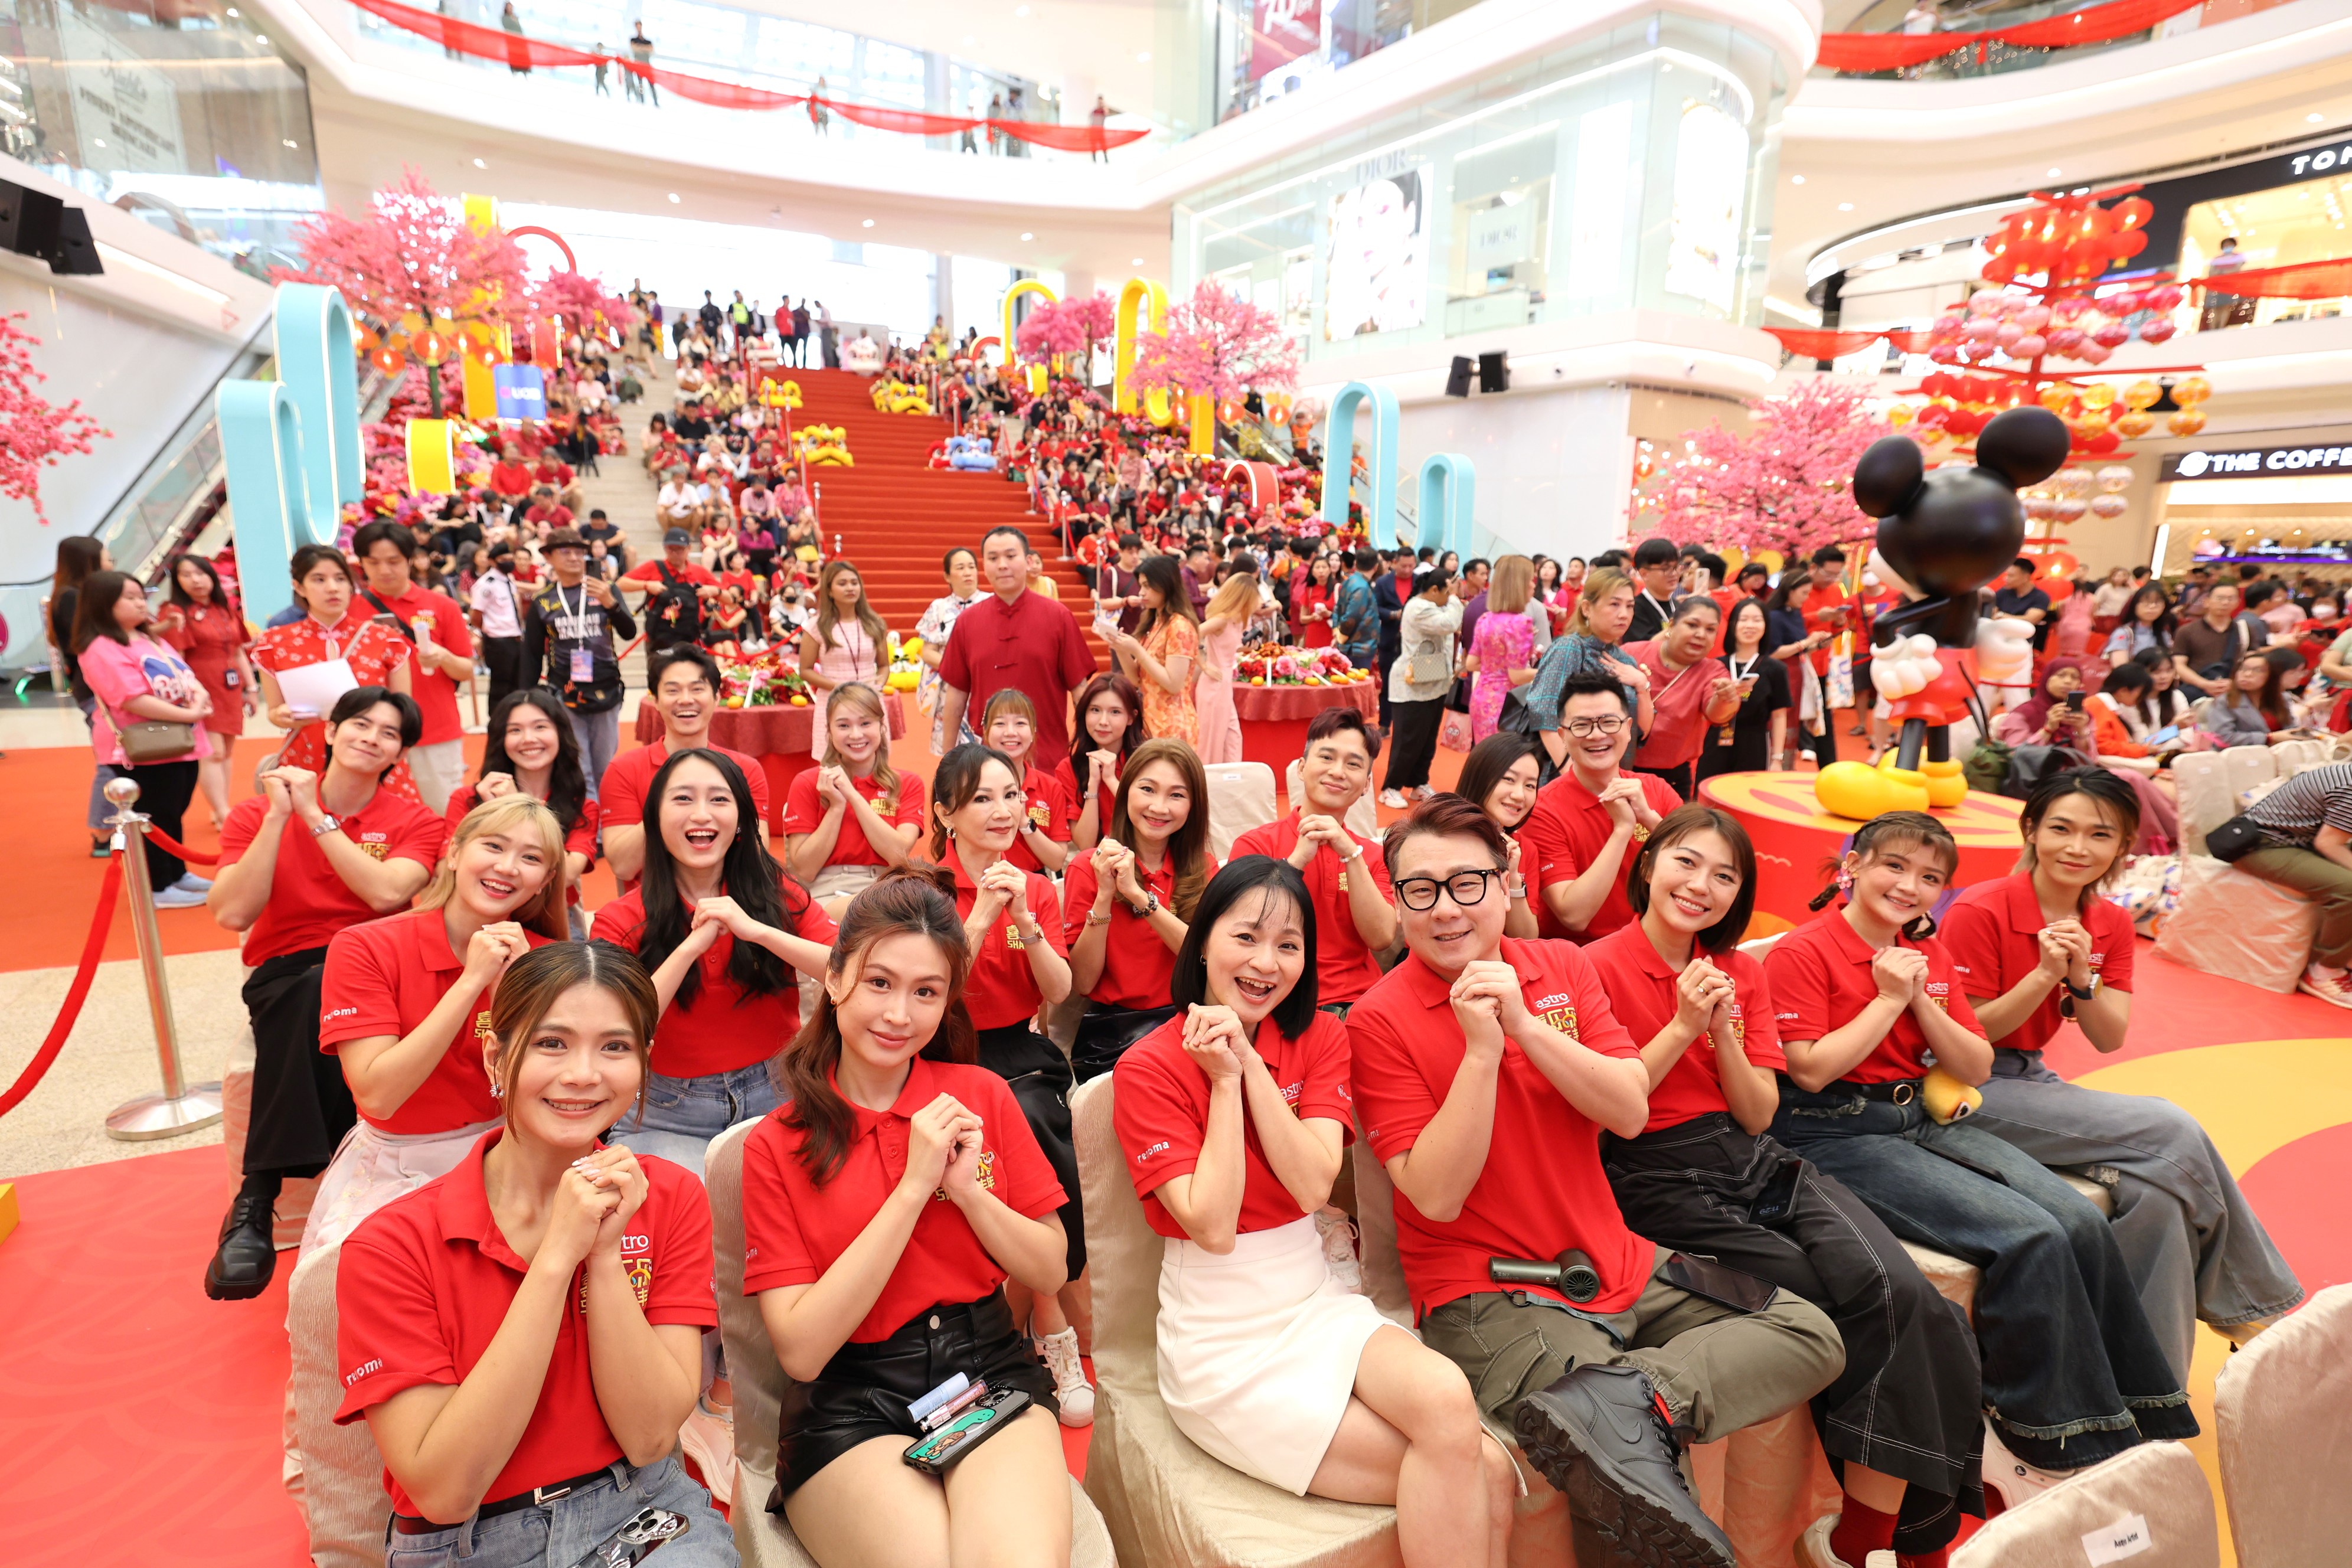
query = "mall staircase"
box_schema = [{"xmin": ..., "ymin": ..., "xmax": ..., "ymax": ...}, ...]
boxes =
[{"xmin": 785, "ymin": 370, "xmax": 1103, "ymax": 663}]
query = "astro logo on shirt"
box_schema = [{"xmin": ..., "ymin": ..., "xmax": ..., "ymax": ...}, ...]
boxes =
[
  {"xmin": 581, "ymin": 1236, "xmax": 656, "ymax": 1313},
  {"xmin": 357, "ymin": 832, "xmax": 391, "ymax": 861},
  {"xmin": 1005, "ymin": 923, "xmax": 1027, "ymax": 950},
  {"xmin": 1925, "ymin": 981, "xmax": 1951, "ymax": 1012},
  {"xmin": 1533, "ymin": 991, "xmax": 1580, "ymax": 1040},
  {"xmin": 1703, "ymin": 1002, "xmax": 1746, "ymax": 1054},
  {"xmin": 934, "ymin": 1144, "xmax": 1000, "ymax": 1199},
  {"xmin": 473, "ymin": 1009, "xmax": 495, "ymax": 1044}
]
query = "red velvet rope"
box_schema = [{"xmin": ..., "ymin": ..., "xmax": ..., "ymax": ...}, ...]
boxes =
[
  {"xmin": 139, "ymin": 827, "xmax": 221, "ymax": 866},
  {"xmin": 1817, "ymin": 0, "xmax": 2206, "ymax": 73},
  {"xmin": 349, "ymin": 0, "xmax": 1150, "ymax": 151},
  {"xmin": 0, "ymin": 852, "xmax": 125, "ymax": 1121}
]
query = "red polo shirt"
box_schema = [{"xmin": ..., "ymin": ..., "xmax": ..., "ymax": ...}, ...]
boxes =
[
  {"xmin": 782, "ymin": 768, "xmax": 926, "ymax": 868},
  {"xmin": 1051, "ymin": 754, "xmax": 1119, "ymax": 841},
  {"xmin": 740, "ymin": 1059, "xmax": 1065, "ymax": 1341},
  {"xmin": 1802, "ymin": 582, "xmax": 1851, "ymax": 675},
  {"xmin": 1763, "ymin": 909, "xmax": 1985, "ymax": 1084},
  {"xmin": 1585, "ymin": 923, "xmax": 1785, "ymax": 1133},
  {"xmin": 599, "ymin": 738, "xmax": 773, "ymax": 842},
  {"xmin": 1228, "ymin": 814, "xmax": 1394, "ymax": 1009},
  {"xmin": 943, "ymin": 845, "xmax": 1069, "ymax": 1031},
  {"xmin": 1623, "ymin": 640, "xmax": 1727, "ymax": 772},
  {"xmin": 589, "ymin": 880, "xmax": 838, "ymax": 1079},
  {"xmin": 488, "ymin": 459, "xmax": 533, "ymax": 498},
  {"xmin": 319, "ymin": 909, "xmax": 558, "ymax": 1135},
  {"xmin": 364, "ymin": 584, "xmax": 472, "ymax": 747},
  {"xmin": 1523, "ymin": 771, "xmax": 1686, "ymax": 942},
  {"xmin": 1115, "ymin": 1010, "xmax": 1353, "ymax": 1239},
  {"xmin": 1005, "ymin": 763, "xmax": 1073, "ymax": 874},
  {"xmin": 334, "ymin": 1131, "xmax": 717, "ymax": 1514},
  {"xmin": 220, "ymin": 792, "xmax": 447, "ymax": 965},
  {"xmin": 937, "ymin": 589, "xmax": 1099, "ymax": 760},
  {"xmin": 1348, "ymin": 936, "xmax": 1649, "ymax": 1318},
  {"xmin": 1064, "ymin": 850, "xmax": 1222, "ymax": 1011},
  {"xmin": 1940, "ymin": 874, "xmax": 2136, "ymax": 1054}
]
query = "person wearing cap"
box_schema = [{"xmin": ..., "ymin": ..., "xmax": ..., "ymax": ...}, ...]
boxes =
[
  {"xmin": 522, "ymin": 528, "xmax": 636, "ymax": 799},
  {"xmin": 622, "ymin": 530, "xmax": 721, "ymax": 654}
]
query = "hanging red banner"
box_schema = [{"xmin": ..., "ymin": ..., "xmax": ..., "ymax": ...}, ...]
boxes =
[
  {"xmin": 1249, "ymin": 0, "xmax": 1323, "ymax": 81},
  {"xmin": 1816, "ymin": 0, "xmax": 2205, "ymax": 73}
]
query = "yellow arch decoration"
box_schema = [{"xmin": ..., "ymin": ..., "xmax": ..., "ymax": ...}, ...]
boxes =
[
  {"xmin": 1002, "ymin": 279, "xmax": 1058, "ymax": 377},
  {"xmin": 1113, "ymin": 276, "xmax": 1170, "ymax": 422}
]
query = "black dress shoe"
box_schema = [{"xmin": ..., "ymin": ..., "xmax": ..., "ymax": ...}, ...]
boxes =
[
  {"xmin": 1513, "ymin": 1366, "xmax": 1734, "ymax": 1568},
  {"xmin": 204, "ymin": 1193, "xmax": 279, "ymax": 1301}
]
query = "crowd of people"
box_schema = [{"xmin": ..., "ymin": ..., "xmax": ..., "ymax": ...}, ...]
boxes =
[{"xmin": 35, "ymin": 309, "xmax": 2351, "ymax": 1568}]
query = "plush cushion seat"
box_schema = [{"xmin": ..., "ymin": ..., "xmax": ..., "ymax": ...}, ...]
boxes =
[
  {"xmin": 1950, "ymin": 1439, "xmax": 2218, "ymax": 1567},
  {"xmin": 2214, "ymin": 1283, "xmax": 2352, "ymax": 1568}
]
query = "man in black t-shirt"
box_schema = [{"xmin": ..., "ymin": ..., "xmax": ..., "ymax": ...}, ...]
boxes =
[
  {"xmin": 577, "ymin": 508, "xmax": 628, "ymax": 572},
  {"xmin": 1991, "ymin": 557, "xmax": 2053, "ymax": 651}
]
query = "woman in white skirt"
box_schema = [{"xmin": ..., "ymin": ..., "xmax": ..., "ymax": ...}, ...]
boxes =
[
  {"xmin": 308, "ymin": 794, "xmax": 570, "ymax": 1255},
  {"xmin": 1112, "ymin": 857, "xmax": 1515, "ymax": 1568}
]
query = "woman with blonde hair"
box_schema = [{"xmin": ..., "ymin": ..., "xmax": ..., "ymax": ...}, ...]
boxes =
[
  {"xmin": 1195, "ymin": 564, "xmax": 1260, "ymax": 765},
  {"xmin": 1468, "ymin": 555, "xmax": 1539, "ymax": 743},
  {"xmin": 785, "ymin": 681, "xmax": 926, "ymax": 914},
  {"xmin": 800, "ymin": 559, "xmax": 887, "ymax": 759},
  {"xmin": 1520, "ymin": 564, "xmax": 1655, "ymax": 769}
]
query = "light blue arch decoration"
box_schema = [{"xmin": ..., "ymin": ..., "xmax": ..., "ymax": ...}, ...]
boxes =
[
  {"xmin": 217, "ymin": 283, "xmax": 360, "ymax": 628},
  {"xmin": 1318, "ymin": 380, "xmax": 1400, "ymax": 547},
  {"xmin": 1415, "ymin": 452, "xmax": 1476, "ymax": 560}
]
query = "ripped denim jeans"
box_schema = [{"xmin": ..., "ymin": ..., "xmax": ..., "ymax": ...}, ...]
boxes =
[{"xmin": 1770, "ymin": 1078, "xmax": 2196, "ymax": 1472}]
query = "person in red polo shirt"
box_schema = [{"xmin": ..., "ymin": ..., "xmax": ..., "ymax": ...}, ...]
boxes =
[
  {"xmin": 603, "ymin": 646, "xmax": 772, "ymax": 889},
  {"xmin": 1348, "ymin": 796, "xmax": 1840, "ymax": 1565},
  {"xmin": 1765, "ymin": 811, "xmax": 2196, "ymax": 1513},
  {"xmin": 352, "ymin": 522, "xmax": 476, "ymax": 814},
  {"xmin": 1229, "ymin": 707, "xmax": 1397, "ymax": 1015},
  {"xmin": 784, "ymin": 681, "xmax": 926, "ymax": 915},
  {"xmin": 1942, "ymin": 770, "xmax": 2299, "ymax": 1386},
  {"xmin": 486, "ymin": 452, "xmax": 533, "ymax": 510},
  {"xmin": 936, "ymin": 525, "xmax": 1099, "ymax": 763},
  {"xmin": 741, "ymin": 868, "xmax": 1074, "ymax": 1560},
  {"xmin": 204, "ymin": 688, "xmax": 447, "ymax": 1301},
  {"xmin": 335, "ymin": 943, "xmax": 731, "ymax": 1564},
  {"xmin": 927, "ymin": 742, "xmax": 1095, "ymax": 1424},
  {"xmin": 1591, "ymin": 806, "xmax": 1982, "ymax": 1568},
  {"xmin": 1056, "ymin": 672, "xmax": 1143, "ymax": 854},
  {"xmin": 981, "ymin": 688, "xmax": 1073, "ymax": 874},
  {"xmin": 1066, "ymin": 739, "xmax": 1217, "ymax": 1082},
  {"xmin": 1113, "ymin": 857, "xmax": 1513, "ymax": 1556},
  {"xmin": 1523, "ymin": 674, "xmax": 1682, "ymax": 942},
  {"xmin": 1622, "ymin": 597, "xmax": 1740, "ymax": 802},
  {"xmin": 591, "ymin": 750, "xmax": 835, "ymax": 1175}
]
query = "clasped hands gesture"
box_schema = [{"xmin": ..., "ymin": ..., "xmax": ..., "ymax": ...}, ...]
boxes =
[
  {"xmin": 1871, "ymin": 946, "xmax": 1933, "ymax": 1011},
  {"xmin": 1448, "ymin": 960, "xmax": 1534, "ymax": 1059},
  {"xmin": 1596, "ymin": 776, "xmax": 1653, "ymax": 831},
  {"xmin": 1672, "ymin": 956, "xmax": 1738, "ymax": 1046},
  {"xmin": 1287, "ymin": 814, "xmax": 1357, "ymax": 869},
  {"xmin": 1091, "ymin": 837, "xmax": 1149, "ymax": 907},
  {"xmin": 1180, "ymin": 1003, "xmax": 1252, "ymax": 1083},
  {"xmin": 541, "ymin": 1146, "xmax": 652, "ymax": 1275},
  {"xmin": 2034, "ymin": 918, "xmax": 2096, "ymax": 989},
  {"xmin": 971, "ymin": 858, "xmax": 1033, "ymax": 927},
  {"xmin": 900, "ymin": 1093, "xmax": 989, "ymax": 1200},
  {"xmin": 675, "ymin": 895, "xmax": 769, "ymax": 958}
]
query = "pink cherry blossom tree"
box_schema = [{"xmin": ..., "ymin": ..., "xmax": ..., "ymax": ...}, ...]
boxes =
[
  {"xmin": 1635, "ymin": 378, "xmax": 1890, "ymax": 561},
  {"xmin": 528, "ymin": 266, "xmax": 638, "ymax": 342},
  {"xmin": 1015, "ymin": 291, "xmax": 1115, "ymax": 365},
  {"xmin": 1128, "ymin": 281, "xmax": 1301, "ymax": 405},
  {"xmin": 0, "ymin": 312, "xmax": 109, "ymax": 524}
]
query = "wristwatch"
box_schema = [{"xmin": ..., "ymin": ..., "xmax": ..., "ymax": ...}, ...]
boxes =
[
  {"xmin": 2062, "ymin": 974, "xmax": 2099, "ymax": 1002},
  {"xmin": 309, "ymin": 815, "xmax": 341, "ymax": 839}
]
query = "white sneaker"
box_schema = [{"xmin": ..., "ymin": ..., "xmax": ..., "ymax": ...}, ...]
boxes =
[
  {"xmin": 1378, "ymin": 788, "xmax": 1410, "ymax": 809},
  {"xmin": 2297, "ymin": 964, "xmax": 2352, "ymax": 1009},
  {"xmin": 152, "ymin": 883, "xmax": 208, "ymax": 909},
  {"xmin": 1316, "ymin": 1208, "xmax": 1364, "ymax": 1295},
  {"xmin": 677, "ymin": 1400, "xmax": 736, "ymax": 1507},
  {"xmin": 1980, "ymin": 1418, "xmax": 2069, "ymax": 1513},
  {"xmin": 174, "ymin": 873, "xmax": 214, "ymax": 892},
  {"xmin": 1038, "ymin": 1327, "xmax": 1095, "ymax": 1427},
  {"xmin": 1792, "ymin": 1514, "xmax": 1899, "ymax": 1568}
]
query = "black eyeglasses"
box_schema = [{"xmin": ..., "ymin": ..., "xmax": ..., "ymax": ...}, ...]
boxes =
[
  {"xmin": 1562, "ymin": 715, "xmax": 1630, "ymax": 738},
  {"xmin": 1394, "ymin": 868, "xmax": 1504, "ymax": 911}
]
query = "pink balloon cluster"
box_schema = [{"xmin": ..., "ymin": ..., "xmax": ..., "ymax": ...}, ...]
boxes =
[{"xmin": 1923, "ymin": 283, "xmax": 2188, "ymax": 370}]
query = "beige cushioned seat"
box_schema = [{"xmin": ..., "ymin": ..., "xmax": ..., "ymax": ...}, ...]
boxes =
[
  {"xmin": 1202, "ymin": 761, "xmax": 1278, "ymax": 862},
  {"xmin": 704, "ymin": 1118, "xmax": 1116, "ymax": 1567},
  {"xmin": 2214, "ymin": 1283, "xmax": 2352, "ymax": 1568},
  {"xmin": 1950, "ymin": 1439, "xmax": 2219, "ymax": 1567},
  {"xmin": 284, "ymin": 1239, "xmax": 392, "ymax": 1568}
]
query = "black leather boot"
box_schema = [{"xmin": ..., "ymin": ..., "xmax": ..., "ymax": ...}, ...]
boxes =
[{"xmin": 1513, "ymin": 1364, "xmax": 1734, "ymax": 1567}]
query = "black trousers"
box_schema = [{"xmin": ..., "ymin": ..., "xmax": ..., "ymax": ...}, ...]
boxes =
[
  {"xmin": 109, "ymin": 759, "xmax": 198, "ymax": 888},
  {"xmin": 1384, "ymin": 698, "xmax": 1445, "ymax": 792},
  {"xmin": 481, "ymin": 636, "xmax": 525, "ymax": 714},
  {"xmin": 1605, "ymin": 1114, "xmax": 1984, "ymax": 1554},
  {"xmin": 941, "ymin": 1025, "xmax": 1084, "ymax": 1278},
  {"xmin": 240, "ymin": 947, "xmax": 352, "ymax": 1178},
  {"xmin": 1631, "ymin": 759, "xmax": 1693, "ymax": 803}
]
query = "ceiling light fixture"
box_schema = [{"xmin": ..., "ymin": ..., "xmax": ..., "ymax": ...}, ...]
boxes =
[
  {"xmin": 283, "ymin": 139, "xmax": 298, "ymax": 149},
  {"xmin": 1131, "ymin": 256, "xmax": 1145, "ymax": 266},
  {"xmin": 1021, "ymin": 231, "xmax": 1034, "ymax": 240},
  {"xmin": 862, "ymin": 218, "xmax": 875, "ymax": 227},
  {"xmin": 1015, "ymin": 4, "xmax": 1030, "ymax": 14},
  {"xmin": 254, "ymin": 34, "xmax": 268, "ymax": 44},
  {"xmin": 668, "ymin": 192, "xmax": 681, "ymax": 203},
  {"xmin": 472, "ymin": 157, "xmax": 486, "ymax": 168},
  {"xmin": 1838, "ymin": 202, "xmax": 1854, "ymax": 211},
  {"xmin": 2047, "ymin": 166, "xmax": 2062, "ymax": 177},
  {"xmin": 1791, "ymin": 175, "xmax": 1805, "ymax": 185},
  {"xmin": 1138, "ymin": 51, "xmax": 1151, "ymax": 61},
  {"xmin": 2312, "ymin": 112, "xmax": 2328, "ymax": 123}
]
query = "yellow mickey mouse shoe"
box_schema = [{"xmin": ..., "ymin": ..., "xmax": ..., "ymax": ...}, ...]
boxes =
[
  {"xmin": 1920, "ymin": 757, "xmax": 1969, "ymax": 809},
  {"xmin": 1922, "ymin": 1066, "xmax": 1983, "ymax": 1125},
  {"xmin": 1813, "ymin": 760, "xmax": 1930, "ymax": 821}
]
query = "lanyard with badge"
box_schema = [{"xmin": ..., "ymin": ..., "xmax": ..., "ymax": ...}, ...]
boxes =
[{"xmin": 560, "ymin": 583, "xmax": 596, "ymax": 682}]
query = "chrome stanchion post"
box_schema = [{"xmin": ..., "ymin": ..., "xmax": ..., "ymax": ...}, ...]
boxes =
[{"xmin": 102, "ymin": 776, "xmax": 223, "ymax": 1141}]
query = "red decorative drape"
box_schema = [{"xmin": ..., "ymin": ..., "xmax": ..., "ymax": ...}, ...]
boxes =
[
  {"xmin": 349, "ymin": 0, "xmax": 1149, "ymax": 152},
  {"xmin": 2190, "ymin": 257, "xmax": 2352, "ymax": 299},
  {"xmin": 1817, "ymin": 0, "xmax": 2206, "ymax": 73},
  {"xmin": 1765, "ymin": 326, "xmax": 1935, "ymax": 360}
]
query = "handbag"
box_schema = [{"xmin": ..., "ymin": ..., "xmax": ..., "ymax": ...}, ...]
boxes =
[
  {"xmin": 2203, "ymin": 813, "xmax": 2265, "ymax": 863},
  {"xmin": 116, "ymin": 717, "xmax": 198, "ymax": 765},
  {"xmin": 1070, "ymin": 1002, "xmax": 1180, "ymax": 1085},
  {"xmin": 1443, "ymin": 674, "xmax": 1474, "ymax": 713},
  {"xmin": 1439, "ymin": 708, "xmax": 1476, "ymax": 753}
]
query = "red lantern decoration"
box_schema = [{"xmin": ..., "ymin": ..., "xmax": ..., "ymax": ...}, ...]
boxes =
[
  {"xmin": 411, "ymin": 329, "xmax": 453, "ymax": 367},
  {"xmin": 355, "ymin": 323, "xmax": 381, "ymax": 354},
  {"xmin": 370, "ymin": 344, "xmax": 407, "ymax": 377}
]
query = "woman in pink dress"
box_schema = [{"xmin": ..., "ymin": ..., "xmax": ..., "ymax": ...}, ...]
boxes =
[
  {"xmin": 1194, "ymin": 569, "xmax": 1258, "ymax": 765},
  {"xmin": 1467, "ymin": 556, "xmax": 1539, "ymax": 742},
  {"xmin": 798, "ymin": 559, "xmax": 885, "ymax": 759}
]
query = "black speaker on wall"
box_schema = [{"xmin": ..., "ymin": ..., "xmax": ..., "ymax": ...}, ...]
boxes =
[
  {"xmin": 1478, "ymin": 350, "xmax": 1510, "ymax": 393},
  {"xmin": 0, "ymin": 180, "xmax": 104, "ymax": 275},
  {"xmin": 1444, "ymin": 355, "xmax": 1474, "ymax": 398}
]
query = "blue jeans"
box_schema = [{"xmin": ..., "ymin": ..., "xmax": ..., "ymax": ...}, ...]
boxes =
[
  {"xmin": 569, "ymin": 705, "xmax": 622, "ymax": 802},
  {"xmin": 384, "ymin": 1456, "xmax": 736, "ymax": 1566},
  {"xmin": 1972, "ymin": 1048, "xmax": 2303, "ymax": 1383},
  {"xmin": 1770, "ymin": 1079, "xmax": 2196, "ymax": 1472},
  {"xmin": 610, "ymin": 1061, "xmax": 780, "ymax": 1178}
]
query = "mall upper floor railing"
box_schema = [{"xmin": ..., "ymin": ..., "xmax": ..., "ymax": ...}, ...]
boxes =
[{"xmin": 1813, "ymin": 0, "xmax": 2302, "ymax": 81}]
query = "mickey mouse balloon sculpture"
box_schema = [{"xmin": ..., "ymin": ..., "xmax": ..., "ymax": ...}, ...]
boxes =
[{"xmin": 1812, "ymin": 405, "xmax": 2072, "ymax": 822}]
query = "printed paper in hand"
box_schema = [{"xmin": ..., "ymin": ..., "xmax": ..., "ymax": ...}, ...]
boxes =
[{"xmin": 275, "ymin": 658, "xmax": 358, "ymax": 721}]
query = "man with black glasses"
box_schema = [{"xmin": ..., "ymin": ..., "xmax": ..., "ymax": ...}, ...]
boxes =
[{"xmin": 1524, "ymin": 674, "xmax": 1681, "ymax": 942}]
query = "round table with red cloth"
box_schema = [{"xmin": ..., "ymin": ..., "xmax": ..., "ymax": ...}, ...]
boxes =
[
  {"xmin": 632, "ymin": 691, "xmax": 907, "ymax": 829},
  {"xmin": 1697, "ymin": 770, "xmax": 2024, "ymax": 939},
  {"xmin": 1233, "ymin": 678, "xmax": 1381, "ymax": 771}
]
